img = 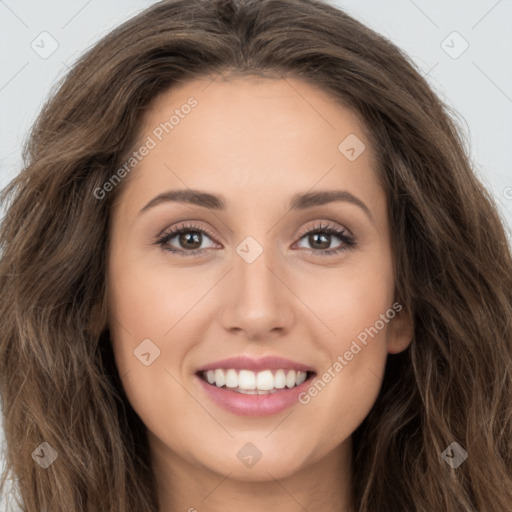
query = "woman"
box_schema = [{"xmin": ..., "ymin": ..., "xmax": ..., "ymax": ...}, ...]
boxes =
[{"xmin": 1, "ymin": 0, "xmax": 511, "ymax": 510}]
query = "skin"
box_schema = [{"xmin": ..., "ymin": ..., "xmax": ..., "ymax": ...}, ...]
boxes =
[{"xmin": 107, "ymin": 74, "xmax": 414, "ymax": 512}]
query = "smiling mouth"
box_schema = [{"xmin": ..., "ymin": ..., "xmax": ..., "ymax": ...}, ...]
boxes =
[{"xmin": 196, "ymin": 368, "xmax": 316, "ymax": 394}]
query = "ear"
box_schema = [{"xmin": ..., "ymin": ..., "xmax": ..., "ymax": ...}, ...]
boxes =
[{"xmin": 386, "ymin": 303, "xmax": 414, "ymax": 354}]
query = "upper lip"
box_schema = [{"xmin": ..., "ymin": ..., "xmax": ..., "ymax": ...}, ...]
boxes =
[{"xmin": 196, "ymin": 355, "xmax": 315, "ymax": 374}]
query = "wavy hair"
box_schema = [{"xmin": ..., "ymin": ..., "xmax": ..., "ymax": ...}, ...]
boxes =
[{"xmin": 1, "ymin": 0, "xmax": 511, "ymax": 510}]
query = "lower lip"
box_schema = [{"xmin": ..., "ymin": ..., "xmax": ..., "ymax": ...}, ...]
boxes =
[{"xmin": 195, "ymin": 373, "xmax": 314, "ymax": 417}]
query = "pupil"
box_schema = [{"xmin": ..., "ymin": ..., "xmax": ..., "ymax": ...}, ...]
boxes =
[
  {"xmin": 180, "ymin": 232, "xmax": 201, "ymax": 249},
  {"xmin": 310, "ymin": 233, "xmax": 330, "ymax": 249}
]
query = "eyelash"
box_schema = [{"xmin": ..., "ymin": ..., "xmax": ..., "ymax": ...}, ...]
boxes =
[{"xmin": 154, "ymin": 221, "xmax": 357, "ymax": 258}]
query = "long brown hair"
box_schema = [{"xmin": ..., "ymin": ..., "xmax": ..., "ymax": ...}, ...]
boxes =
[{"xmin": 1, "ymin": 0, "xmax": 511, "ymax": 510}]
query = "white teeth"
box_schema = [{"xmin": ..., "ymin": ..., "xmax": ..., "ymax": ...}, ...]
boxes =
[
  {"xmin": 256, "ymin": 370, "xmax": 274, "ymax": 390},
  {"xmin": 238, "ymin": 369, "xmax": 256, "ymax": 390},
  {"xmin": 214, "ymin": 369, "xmax": 225, "ymax": 387},
  {"xmin": 296, "ymin": 371, "xmax": 307, "ymax": 386},
  {"xmin": 225, "ymin": 369, "xmax": 238, "ymax": 388},
  {"xmin": 201, "ymin": 368, "xmax": 309, "ymax": 392},
  {"xmin": 286, "ymin": 369, "xmax": 296, "ymax": 388},
  {"xmin": 274, "ymin": 369, "xmax": 287, "ymax": 389}
]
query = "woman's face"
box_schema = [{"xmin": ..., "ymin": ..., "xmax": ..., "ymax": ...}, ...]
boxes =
[{"xmin": 107, "ymin": 75, "xmax": 413, "ymax": 482}]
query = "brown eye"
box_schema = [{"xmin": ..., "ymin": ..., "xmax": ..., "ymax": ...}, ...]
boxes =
[
  {"xmin": 177, "ymin": 231, "xmax": 202, "ymax": 250},
  {"xmin": 295, "ymin": 222, "xmax": 356, "ymax": 256},
  {"xmin": 155, "ymin": 223, "xmax": 219, "ymax": 256}
]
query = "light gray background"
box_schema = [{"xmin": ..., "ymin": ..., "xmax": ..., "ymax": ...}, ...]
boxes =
[{"xmin": 1, "ymin": 0, "xmax": 511, "ymax": 508}]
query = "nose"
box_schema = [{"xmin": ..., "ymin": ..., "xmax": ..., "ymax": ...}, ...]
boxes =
[{"xmin": 219, "ymin": 243, "xmax": 296, "ymax": 341}]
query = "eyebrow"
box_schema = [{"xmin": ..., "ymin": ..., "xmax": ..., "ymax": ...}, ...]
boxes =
[{"xmin": 139, "ymin": 188, "xmax": 373, "ymax": 221}]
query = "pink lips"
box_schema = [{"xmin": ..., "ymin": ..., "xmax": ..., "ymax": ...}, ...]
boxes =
[{"xmin": 195, "ymin": 355, "xmax": 316, "ymax": 417}]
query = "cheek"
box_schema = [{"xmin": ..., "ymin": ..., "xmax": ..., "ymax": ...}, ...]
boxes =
[
  {"xmin": 292, "ymin": 251, "xmax": 393, "ymax": 431},
  {"xmin": 106, "ymin": 247, "xmax": 199, "ymax": 437},
  {"xmin": 293, "ymin": 250, "xmax": 394, "ymax": 354},
  {"xmin": 107, "ymin": 241, "xmax": 205, "ymax": 342},
  {"xmin": 297, "ymin": 303, "xmax": 391, "ymax": 460},
  {"xmin": 106, "ymin": 245, "xmax": 190, "ymax": 391}
]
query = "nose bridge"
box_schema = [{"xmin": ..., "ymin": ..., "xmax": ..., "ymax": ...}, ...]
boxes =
[
  {"xmin": 220, "ymin": 233, "xmax": 294, "ymax": 337},
  {"xmin": 235, "ymin": 234, "xmax": 282, "ymax": 308}
]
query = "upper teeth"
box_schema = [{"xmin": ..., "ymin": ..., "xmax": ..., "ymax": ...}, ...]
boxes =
[{"xmin": 203, "ymin": 369, "xmax": 308, "ymax": 391}]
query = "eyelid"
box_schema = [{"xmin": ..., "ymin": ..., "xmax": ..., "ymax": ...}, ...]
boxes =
[
  {"xmin": 155, "ymin": 221, "xmax": 220, "ymax": 248},
  {"xmin": 295, "ymin": 220, "xmax": 353, "ymax": 240},
  {"xmin": 155, "ymin": 220, "xmax": 216, "ymax": 240}
]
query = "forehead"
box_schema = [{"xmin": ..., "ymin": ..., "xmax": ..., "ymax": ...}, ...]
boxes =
[{"xmin": 116, "ymin": 75, "xmax": 383, "ymax": 217}]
